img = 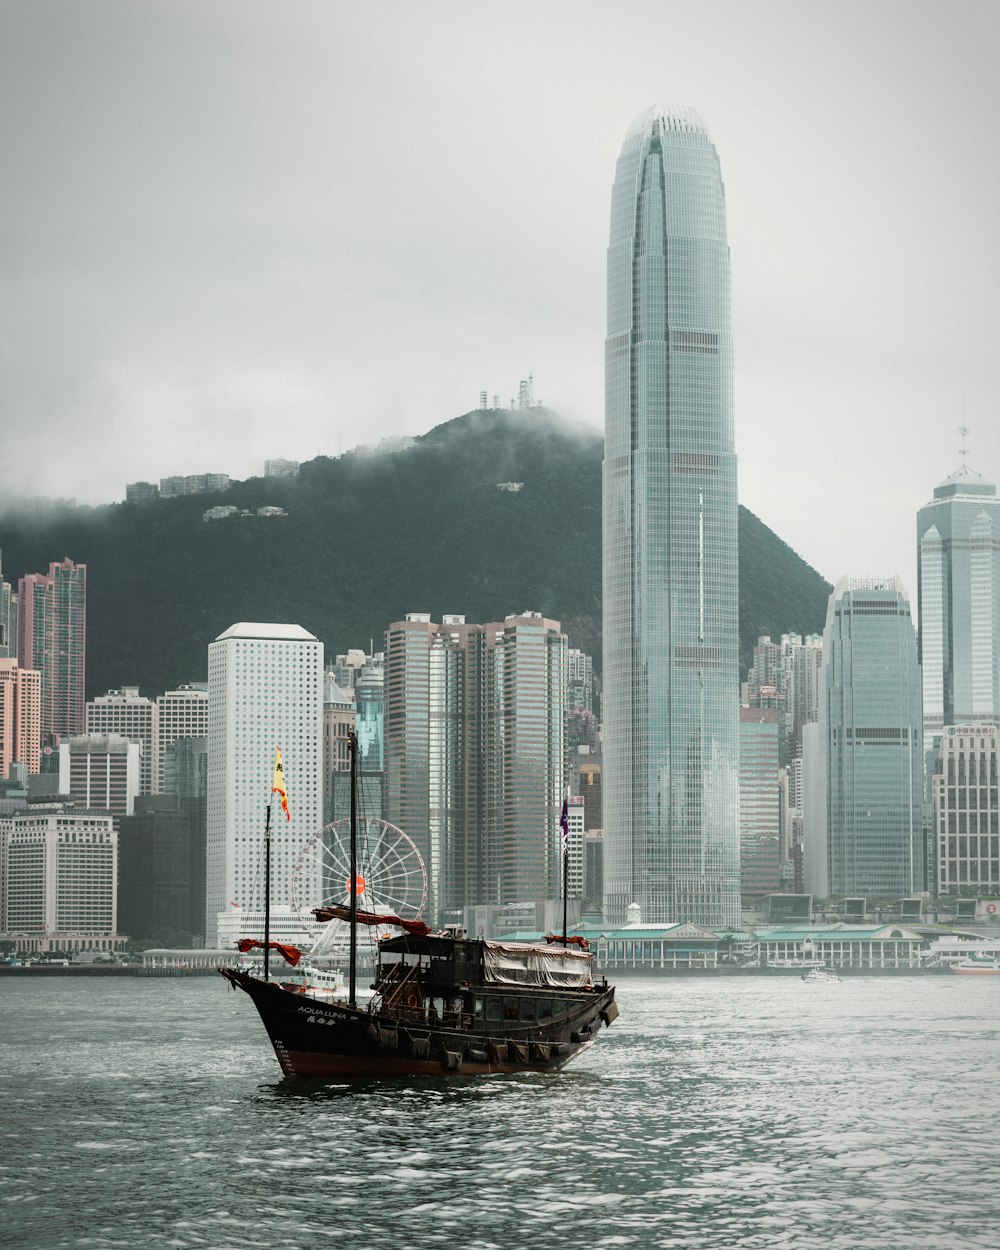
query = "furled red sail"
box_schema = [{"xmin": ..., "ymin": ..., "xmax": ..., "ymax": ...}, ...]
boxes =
[
  {"xmin": 236, "ymin": 938, "xmax": 303, "ymax": 966},
  {"xmin": 545, "ymin": 933, "xmax": 590, "ymax": 951},
  {"xmin": 312, "ymin": 905, "xmax": 431, "ymax": 937}
]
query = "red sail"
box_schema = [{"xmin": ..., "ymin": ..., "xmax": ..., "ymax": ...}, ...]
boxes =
[
  {"xmin": 236, "ymin": 938, "xmax": 304, "ymax": 966},
  {"xmin": 545, "ymin": 933, "xmax": 591, "ymax": 951},
  {"xmin": 312, "ymin": 905, "xmax": 431, "ymax": 937}
]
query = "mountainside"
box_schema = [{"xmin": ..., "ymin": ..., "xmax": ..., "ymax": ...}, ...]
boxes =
[{"xmin": 1, "ymin": 409, "xmax": 831, "ymax": 697}]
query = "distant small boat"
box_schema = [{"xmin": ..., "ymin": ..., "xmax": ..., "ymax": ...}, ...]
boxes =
[
  {"xmin": 275, "ymin": 963, "xmax": 375, "ymax": 1001},
  {"xmin": 951, "ymin": 955, "xmax": 1000, "ymax": 975},
  {"xmin": 765, "ymin": 958, "xmax": 826, "ymax": 974},
  {"xmin": 801, "ymin": 967, "xmax": 842, "ymax": 983}
]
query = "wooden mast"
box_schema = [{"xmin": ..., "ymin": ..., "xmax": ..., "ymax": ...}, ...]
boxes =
[
  {"xmin": 560, "ymin": 793, "xmax": 569, "ymax": 947},
  {"xmin": 263, "ymin": 799, "xmax": 273, "ymax": 981},
  {"xmin": 348, "ymin": 727, "xmax": 358, "ymax": 1007}
]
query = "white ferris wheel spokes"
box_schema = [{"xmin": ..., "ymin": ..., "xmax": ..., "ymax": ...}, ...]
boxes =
[{"xmin": 291, "ymin": 817, "xmax": 428, "ymax": 951}]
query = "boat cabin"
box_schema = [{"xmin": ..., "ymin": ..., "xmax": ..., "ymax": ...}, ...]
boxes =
[{"xmin": 375, "ymin": 935, "xmax": 597, "ymax": 1033}]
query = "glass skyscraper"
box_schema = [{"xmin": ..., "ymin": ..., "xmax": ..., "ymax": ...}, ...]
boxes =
[
  {"xmin": 383, "ymin": 611, "xmax": 566, "ymax": 923},
  {"xmin": 17, "ymin": 558, "xmax": 87, "ymax": 745},
  {"xmin": 0, "ymin": 551, "xmax": 17, "ymax": 660},
  {"xmin": 823, "ymin": 578, "xmax": 923, "ymax": 897},
  {"xmin": 917, "ymin": 465, "xmax": 1000, "ymax": 752},
  {"xmin": 603, "ymin": 104, "xmax": 740, "ymax": 928}
]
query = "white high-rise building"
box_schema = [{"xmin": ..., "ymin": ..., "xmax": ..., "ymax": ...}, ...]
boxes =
[
  {"xmin": 2, "ymin": 809, "xmax": 118, "ymax": 945},
  {"xmin": 59, "ymin": 732, "xmax": 140, "ymax": 822},
  {"xmin": 86, "ymin": 687, "xmax": 158, "ymax": 794},
  {"xmin": 206, "ymin": 623, "xmax": 323, "ymax": 947},
  {"xmin": 565, "ymin": 795, "xmax": 585, "ymax": 899},
  {"xmin": 156, "ymin": 684, "xmax": 209, "ymax": 795}
]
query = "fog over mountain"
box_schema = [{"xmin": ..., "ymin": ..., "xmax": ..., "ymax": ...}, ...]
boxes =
[
  {"xmin": 1, "ymin": 2, "xmax": 996, "ymax": 603},
  {"xmin": 0, "ymin": 408, "xmax": 830, "ymax": 697}
]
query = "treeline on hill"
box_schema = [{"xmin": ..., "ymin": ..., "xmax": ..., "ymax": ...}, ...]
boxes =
[{"xmin": 0, "ymin": 408, "xmax": 831, "ymax": 698}]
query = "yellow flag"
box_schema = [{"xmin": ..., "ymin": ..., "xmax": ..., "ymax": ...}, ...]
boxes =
[{"xmin": 272, "ymin": 746, "xmax": 290, "ymax": 821}]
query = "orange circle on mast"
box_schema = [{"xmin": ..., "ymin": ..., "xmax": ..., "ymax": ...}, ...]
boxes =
[{"xmin": 346, "ymin": 875, "xmax": 366, "ymax": 895}]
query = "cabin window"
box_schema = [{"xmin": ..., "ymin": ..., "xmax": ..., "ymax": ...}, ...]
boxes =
[
  {"xmin": 485, "ymin": 997, "xmax": 502, "ymax": 1022},
  {"xmin": 502, "ymin": 998, "xmax": 519, "ymax": 1020},
  {"xmin": 519, "ymin": 998, "xmax": 536, "ymax": 1023}
]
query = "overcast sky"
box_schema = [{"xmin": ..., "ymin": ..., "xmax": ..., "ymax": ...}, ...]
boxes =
[{"xmin": 2, "ymin": 0, "xmax": 998, "ymax": 599}]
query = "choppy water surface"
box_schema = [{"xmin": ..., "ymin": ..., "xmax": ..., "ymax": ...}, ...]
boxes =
[{"xmin": 2, "ymin": 974, "xmax": 998, "ymax": 1249}]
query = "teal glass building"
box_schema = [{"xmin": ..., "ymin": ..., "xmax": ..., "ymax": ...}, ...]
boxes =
[
  {"xmin": 823, "ymin": 578, "xmax": 924, "ymax": 896},
  {"xmin": 602, "ymin": 104, "xmax": 740, "ymax": 928},
  {"xmin": 917, "ymin": 465, "xmax": 1000, "ymax": 752}
]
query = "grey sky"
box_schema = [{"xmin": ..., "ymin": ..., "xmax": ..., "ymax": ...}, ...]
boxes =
[{"xmin": 2, "ymin": 0, "xmax": 998, "ymax": 601}]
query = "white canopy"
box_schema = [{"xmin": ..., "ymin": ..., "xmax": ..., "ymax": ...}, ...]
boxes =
[{"xmin": 483, "ymin": 941, "xmax": 593, "ymax": 988}]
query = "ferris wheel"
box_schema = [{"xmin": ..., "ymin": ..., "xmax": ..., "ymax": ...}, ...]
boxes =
[{"xmin": 291, "ymin": 817, "xmax": 428, "ymax": 953}]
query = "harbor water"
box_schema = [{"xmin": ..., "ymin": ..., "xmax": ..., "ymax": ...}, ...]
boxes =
[{"xmin": 2, "ymin": 974, "xmax": 998, "ymax": 1249}]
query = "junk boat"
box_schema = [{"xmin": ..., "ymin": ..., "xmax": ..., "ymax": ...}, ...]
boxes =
[
  {"xmin": 223, "ymin": 927, "xmax": 617, "ymax": 1078},
  {"xmin": 221, "ymin": 733, "xmax": 618, "ymax": 1078}
]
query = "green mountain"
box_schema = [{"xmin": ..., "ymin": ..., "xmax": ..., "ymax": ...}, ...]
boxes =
[{"xmin": 1, "ymin": 408, "xmax": 831, "ymax": 697}]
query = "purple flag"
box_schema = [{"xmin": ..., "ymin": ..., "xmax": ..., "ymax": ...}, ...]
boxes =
[{"xmin": 560, "ymin": 797, "xmax": 569, "ymax": 852}]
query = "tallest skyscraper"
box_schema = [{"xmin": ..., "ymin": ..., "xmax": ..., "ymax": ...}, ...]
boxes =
[{"xmin": 603, "ymin": 104, "xmax": 740, "ymax": 928}]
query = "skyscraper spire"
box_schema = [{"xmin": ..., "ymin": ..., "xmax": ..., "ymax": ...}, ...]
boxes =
[{"xmin": 958, "ymin": 421, "xmax": 970, "ymax": 468}]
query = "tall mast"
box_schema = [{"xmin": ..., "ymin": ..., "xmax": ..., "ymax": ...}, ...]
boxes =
[
  {"xmin": 264, "ymin": 744, "xmax": 288, "ymax": 983},
  {"xmin": 348, "ymin": 727, "xmax": 358, "ymax": 1007},
  {"xmin": 562, "ymin": 844, "xmax": 569, "ymax": 947},
  {"xmin": 560, "ymin": 792, "xmax": 569, "ymax": 947},
  {"xmin": 263, "ymin": 800, "xmax": 273, "ymax": 981}
]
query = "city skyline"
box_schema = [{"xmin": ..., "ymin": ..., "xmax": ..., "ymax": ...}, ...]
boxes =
[
  {"xmin": 2, "ymin": 3, "xmax": 1000, "ymax": 941},
  {"xmin": 2, "ymin": 1, "xmax": 998, "ymax": 604}
]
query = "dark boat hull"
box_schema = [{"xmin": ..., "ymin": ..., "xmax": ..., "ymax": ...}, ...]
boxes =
[{"xmin": 222, "ymin": 968, "xmax": 617, "ymax": 1078}]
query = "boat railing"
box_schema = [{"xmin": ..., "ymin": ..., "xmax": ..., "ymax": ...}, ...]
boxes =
[
  {"xmin": 384, "ymin": 1004, "xmax": 474, "ymax": 1030},
  {"xmin": 374, "ymin": 960, "xmax": 424, "ymax": 1017},
  {"xmin": 374, "ymin": 962, "xmax": 479, "ymax": 1030}
]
